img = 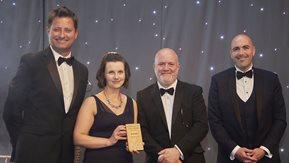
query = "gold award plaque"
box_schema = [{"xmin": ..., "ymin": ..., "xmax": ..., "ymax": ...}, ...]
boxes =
[{"xmin": 126, "ymin": 123, "xmax": 144, "ymax": 151}]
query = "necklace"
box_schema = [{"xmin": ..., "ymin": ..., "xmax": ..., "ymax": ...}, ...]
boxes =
[{"xmin": 103, "ymin": 91, "xmax": 123, "ymax": 109}]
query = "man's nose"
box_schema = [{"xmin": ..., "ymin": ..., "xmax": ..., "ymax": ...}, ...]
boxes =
[
  {"xmin": 164, "ymin": 64, "xmax": 170, "ymax": 69},
  {"xmin": 59, "ymin": 30, "xmax": 65, "ymax": 38},
  {"xmin": 239, "ymin": 48, "xmax": 245, "ymax": 55}
]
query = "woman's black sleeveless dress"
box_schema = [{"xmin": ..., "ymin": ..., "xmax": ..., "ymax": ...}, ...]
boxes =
[{"xmin": 83, "ymin": 95, "xmax": 134, "ymax": 163}]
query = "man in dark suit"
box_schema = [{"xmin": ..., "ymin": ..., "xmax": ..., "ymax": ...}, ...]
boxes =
[
  {"xmin": 208, "ymin": 34, "xmax": 287, "ymax": 163},
  {"xmin": 3, "ymin": 6, "xmax": 88, "ymax": 163},
  {"xmin": 137, "ymin": 48, "xmax": 208, "ymax": 163}
]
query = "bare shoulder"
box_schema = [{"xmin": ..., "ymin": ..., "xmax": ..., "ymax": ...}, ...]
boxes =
[
  {"xmin": 83, "ymin": 96, "xmax": 96, "ymax": 105},
  {"xmin": 81, "ymin": 95, "xmax": 97, "ymax": 114}
]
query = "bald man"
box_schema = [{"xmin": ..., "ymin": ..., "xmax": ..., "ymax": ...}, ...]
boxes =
[
  {"xmin": 137, "ymin": 48, "xmax": 208, "ymax": 163},
  {"xmin": 208, "ymin": 34, "xmax": 287, "ymax": 163}
]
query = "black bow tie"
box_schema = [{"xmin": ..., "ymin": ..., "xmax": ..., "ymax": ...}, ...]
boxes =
[
  {"xmin": 58, "ymin": 57, "xmax": 74, "ymax": 66},
  {"xmin": 236, "ymin": 70, "xmax": 253, "ymax": 80},
  {"xmin": 160, "ymin": 88, "xmax": 174, "ymax": 96}
]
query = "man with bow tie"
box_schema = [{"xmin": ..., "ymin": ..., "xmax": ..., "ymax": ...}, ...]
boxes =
[
  {"xmin": 137, "ymin": 48, "xmax": 208, "ymax": 163},
  {"xmin": 208, "ymin": 34, "xmax": 287, "ymax": 163},
  {"xmin": 3, "ymin": 6, "xmax": 88, "ymax": 163}
]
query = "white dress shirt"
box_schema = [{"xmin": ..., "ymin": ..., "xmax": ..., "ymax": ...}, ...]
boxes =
[
  {"xmin": 236, "ymin": 66, "xmax": 254, "ymax": 102},
  {"xmin": 51, "ymin": 46, "xmax": 74, "ymax": 113},
  {"xmin": 157, "ymin": 80, "xmax": 184, "ymax": 160},
  {"xmin": 158, "ymin": 80, "xmax": 177, "ymax": 138}
]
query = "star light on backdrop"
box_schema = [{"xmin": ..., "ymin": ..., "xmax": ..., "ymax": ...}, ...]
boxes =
[{"xmin": 0, "ymin": 1, "xmax": 288, "ymax": 162}]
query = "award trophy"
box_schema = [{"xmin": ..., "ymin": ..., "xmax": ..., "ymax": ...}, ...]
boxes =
[{"xmin": 125, "ymin": 123, "xmax": 144, "ymax": 151}]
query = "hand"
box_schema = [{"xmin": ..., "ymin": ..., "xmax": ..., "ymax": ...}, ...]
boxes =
[
  {"xmin": 108, "ymin": 125, "xmax": 127, "ymax": 146},
  {"xmin": 235, "ymin": 147, "xmax": 257, "ymax": 163},
  {"xmin": 250, "ymin": 148, "xmax": 266, "ymax": 162},
  {"xmin": 158, "ymin": 147, "xmax": 180, "ymax": 163},
  {"xmin": 125, "ymin": 141, "xmax": 141, "ymax": 154}
]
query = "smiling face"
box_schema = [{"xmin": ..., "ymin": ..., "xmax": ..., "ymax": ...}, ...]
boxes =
[
  {"xmin": 230, "ymin": 34, "xmax": 256, "ymax": 71},
  {"xmin": 154, "ymin": 48, "xmax": 180, "ymax": 88},
  {"xmin": 104, "ymin": 61, "xmax": 126, "ymax": 89},
  {"xmin": 47, "ymin": 17, "xmax": 78, "ymax": 57}
]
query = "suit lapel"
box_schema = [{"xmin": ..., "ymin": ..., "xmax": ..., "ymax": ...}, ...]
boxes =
[
  {"xmin": 151, "ymin": 83, "xmax": 168, "ymax": 129},
  {"xmin": 172, "ymin": 81, "xmax": 183, "ymax": 125},
  {"xmin": 44, "ymin": 48, "xmax": 63, "ymax": 98},
  {"xmin": 69, "ymin": 62, "xmax": 81, "ymax": 113},
  {"xmin": 229, "ymin": 69, "xmax": 243, "ymax": 130},
  {"xmin": 254, "ymin": 69, "xmax": 263, "ymax": 124}
]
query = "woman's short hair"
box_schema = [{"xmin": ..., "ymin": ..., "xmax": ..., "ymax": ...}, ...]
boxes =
[{"xmin": 96, "ymin": 52, "xmax": 131, "ymax": 88}]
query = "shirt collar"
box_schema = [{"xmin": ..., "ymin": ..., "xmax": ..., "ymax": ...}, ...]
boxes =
[
  {"xmin": 50, "ymin": 45, "xmax": 72, "ymax": 62},
  {"xmin": 157, "ymin": 79, "xmax": 178, "ymax": 91},
  {"xmin": 235, "ymin": 64, "xmax": 253, "ymax": 73}
]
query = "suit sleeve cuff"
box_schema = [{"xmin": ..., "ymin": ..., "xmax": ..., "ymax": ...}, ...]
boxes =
[
  {"xmin": 230, "ymin": 145, "xmax": 240, "ymax": 160},
  {"xmin": 174, "ymin": 145, "xmax": 184, "ymax": 160},
  {"xmin": 260, "ymin": 146, "xmax": 273, "ymax": 158}
]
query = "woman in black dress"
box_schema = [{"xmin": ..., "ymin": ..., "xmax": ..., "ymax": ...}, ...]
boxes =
[{"xmin": 74, "ymin": 52, "xmax": 138, "ymax": 163}]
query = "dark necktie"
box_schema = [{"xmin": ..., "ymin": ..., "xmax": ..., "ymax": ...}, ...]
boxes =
[
  {"xmin": 160, "ymin": 88, "xmax": 174, "ymax": 96},
  {"xmin": 58, "ymin": 57, "xmax": 74, "ymax": 66},
  {"xmin": 236, "ymin": 70, "xmax": 253, "ymax": 80}
]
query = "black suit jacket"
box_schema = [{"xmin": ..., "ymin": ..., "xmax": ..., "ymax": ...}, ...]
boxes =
[
  {"xmin": 137, "ymin": 80, "xmax": 208, "ymax": 163},
  {"xmin": 3, "ymin": 47, "xmax": 88, "ymax": 163},
  {"xmin": 208, "ymin": 67, "xmax": 287, "ymax": 163}
]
